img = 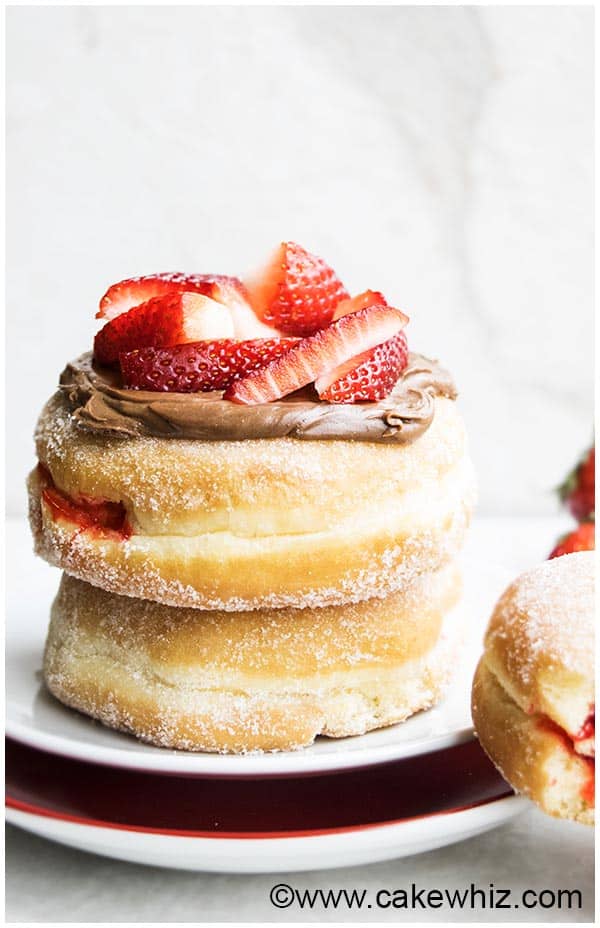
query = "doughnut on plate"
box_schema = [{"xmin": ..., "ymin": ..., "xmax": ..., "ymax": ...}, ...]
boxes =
[{"xmin": 7, "ymin": 519, "xmax": 514, "ymax": 776}]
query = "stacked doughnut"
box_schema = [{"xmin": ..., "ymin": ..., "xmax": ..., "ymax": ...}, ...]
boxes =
[
  {"xmin": 28, "ymin": 243, "xmax": 476, "ymax": 753},
  {"xmin": 472, "ymin": 552, "xmax": 594, "ymax": 825}
]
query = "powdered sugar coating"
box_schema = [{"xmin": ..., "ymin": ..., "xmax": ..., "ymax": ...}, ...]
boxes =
[
  {"xmin": 43, "ymin": 565, "xmax": 464, "ymax": 753},
  {"xmin": 29, "ymin": 388, "xmax": 475, "ymax": 609},
  {"xmin": 482, "ymin": 551, "xmax": 595, "ymax": 740},
  {"xmin": 30, "ymin": 481, "xmax": 471, "ymax": 610},
  {"xmin": 487, "ymin": 552, "xmax": 595, "ymax": 684}
]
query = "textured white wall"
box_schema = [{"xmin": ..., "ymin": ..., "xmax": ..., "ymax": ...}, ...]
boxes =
[{"xmin": 6, "ymin": 5, "xmax": 593, "ymax": 516}]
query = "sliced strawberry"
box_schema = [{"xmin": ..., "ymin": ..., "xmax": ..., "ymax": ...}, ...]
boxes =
[
  {"xmin": 316, "ymin": 331, "xmax": 408, "ymax": 403},
  {"xmin": 202, "ymin": 276, "xmax": 282, "ymax": 337},
  {"xmin": 120, "ymin": 338, "xmax": 299, "ymax": 393},
  {"xmin": 97, "ymin": 273, "xmax": 249, "ymax": 322},
  {"xmin": 245, "ymin": 242, "xmax": 350, "ymax": 337},
  {"xmin": 224, "ymin": 290, "xmax": 282, "ymax": 339},
  {"xmin": 94, "ymin": 292, "xmax": 234, "ymax": 366},
  {"xmin": 332, "ymin": 289, "xmax": 388, "ymax": 321},
  {"xmin": 225, "ymin": 304, "xmax": 408, "ymax": 405}
]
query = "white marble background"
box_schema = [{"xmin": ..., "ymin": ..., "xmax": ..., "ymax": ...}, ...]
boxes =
[{"xmin": 6, "ymin": 5, "xmax": 594, "ymax": 517}]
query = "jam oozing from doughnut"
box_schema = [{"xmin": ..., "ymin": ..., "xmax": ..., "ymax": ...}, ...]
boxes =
[
  {"xmin": 575, "ymin": 711, "xmax": 595, "ymax": 744},
  {"xmin": 574, "ymin": 711, "xmax": 595, "ymax": 808},
  {"xmin": 581, "ymin": 764, "xmax": 595, "ymax": 807},
  {"xmin": 38, "ymin": 464, "xmax": 132, "ymax": 540},
  {"xmin": 537, "ymin": 713, "xmax": 595, "ymax": 806}
]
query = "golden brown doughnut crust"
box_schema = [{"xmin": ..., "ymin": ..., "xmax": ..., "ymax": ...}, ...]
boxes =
[
  {"xmin": 472, "ymin": 553, "xmax": 595, "ymax": 825},
  {"xmin": 44, "ymin": 563, "xmax": 463, "ymax": 753},
  {"xmin": 472, "ymin": 661, "xmax": 593, "ymax": 825},
  {"xmin": 29, "ymin": 391, "xmax": 475, "ymax": 610}
]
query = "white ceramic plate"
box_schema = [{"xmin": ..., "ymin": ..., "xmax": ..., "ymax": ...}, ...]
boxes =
[{"xmin": 6, "ymin": 519, "xmax": 512, "ymax": 776}]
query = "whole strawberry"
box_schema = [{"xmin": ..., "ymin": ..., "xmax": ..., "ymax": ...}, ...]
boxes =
[
  {"xmin": 549, "ymin": 522, "xmax": 595, "ymax": 559},
  {"xmin": 559, "ymin": 446, "xmax": 595, "ymax": 522}
]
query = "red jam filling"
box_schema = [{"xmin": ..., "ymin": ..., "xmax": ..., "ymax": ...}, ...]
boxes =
[
  {"xmin": 537, "ymin": 712, "xmax": 595, "ymax": 807},
  {"xmin": 575, "ymin": 711, "xmax": 595, "ymax": 743},
  {"xmin": 581, "ymin": 766, "xmax": 595, "ymax": 806},
  {"xmin": 38, "ymin": 463, "xmax": 132, "ymax": 540},
  {"xmin": 576, "ymin": 711, "xmax": 595, "ymax": 809}
]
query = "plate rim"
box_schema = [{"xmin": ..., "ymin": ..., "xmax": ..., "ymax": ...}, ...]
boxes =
[{"xmin": 5, "ymin": 716, "xmax": 476, "ymax": 776}]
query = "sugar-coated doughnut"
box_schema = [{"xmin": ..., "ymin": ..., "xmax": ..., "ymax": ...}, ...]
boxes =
[
  {"xmin": 44, "ymin": 562, "xmax": 463, "ymax": 753},
  {"xmin": 29, "ymin": 259, "xmax": 476, "ymax": 756},
  {"xmin": 29, "ymin": 390, "xmax": 475, "ymax": 610},
  {"xmin": 472, "ymin": 552, "xmax": 595, "ymax": 825}
]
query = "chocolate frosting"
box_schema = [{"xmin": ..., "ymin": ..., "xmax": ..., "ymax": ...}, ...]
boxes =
[{"xmin": 58, "ymin": 352, "xmax": 457, "ymax": 444}]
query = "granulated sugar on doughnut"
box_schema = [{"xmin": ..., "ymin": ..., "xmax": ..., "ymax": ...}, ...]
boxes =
[{"xmin": 472, "ymin": 551, "xmax": 595, "ymax": 825}]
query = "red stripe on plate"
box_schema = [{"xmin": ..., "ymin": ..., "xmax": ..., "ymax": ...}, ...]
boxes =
[
  {"xmin": 6, "ymin": 792, "xmax": 509, "ymax": 840},
  {"xmin": 6, "ymin": 737, "xmax": 512, "ymax": 839}
]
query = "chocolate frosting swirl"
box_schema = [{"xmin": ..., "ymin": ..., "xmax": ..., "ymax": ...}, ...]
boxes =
[{"xmin": 58, "ymin": 352, "xmax": 457, "ymax": 444}]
